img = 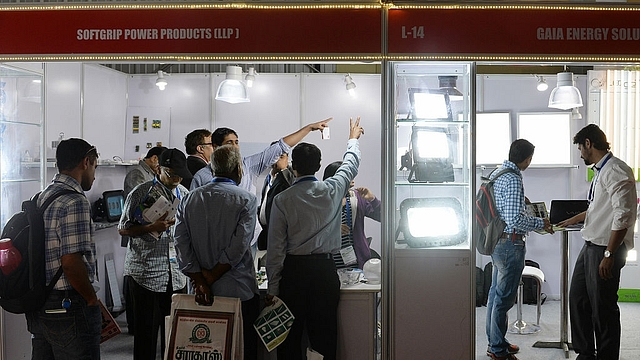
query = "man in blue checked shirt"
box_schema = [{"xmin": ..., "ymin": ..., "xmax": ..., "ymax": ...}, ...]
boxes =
[
  {"xmin": 27, "ymin": 138, "xmax": 101, "ymax": 359},
  {"xmin": 486, "ymin": 139, "xmax": 553, "ymax": 360}
]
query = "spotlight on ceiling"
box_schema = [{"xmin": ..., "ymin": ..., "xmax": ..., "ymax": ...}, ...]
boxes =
[
  {"xmin": 155, "ymin": 70, "xmax": 168, "ymax": 91},
  {"xmin": 536, "ymin": 75, "xmax": 549, "ymax": 92},
  {"xmin": 548, "ymin": 72, "xmax": 583, "ymax": 110},
  {"xmin": 245, "ymin": 67, "xmax": 257, "ymax": 88},
  {"xmin": 345, "ymin": 74, "xmax": 357, "ymax": 97},
  {"xmin": 215, "ymin": 65, "xmax": 250, "ymax": 104}
]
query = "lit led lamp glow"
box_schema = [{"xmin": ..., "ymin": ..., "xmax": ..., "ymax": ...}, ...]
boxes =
[
  {"xmin": 397, "ymin": 197, "xmax": 466, "ymax": 248},
  {"xmin": 216, "ymin": 65, "xmax": 249, "ymax": 104},
  {"xmin": 408, "ymin": 88, "xmax": 453, "ymax": 120},
  {"xmin": 407, "ymin": 126, "xmax": 455, "ymax": 183}
]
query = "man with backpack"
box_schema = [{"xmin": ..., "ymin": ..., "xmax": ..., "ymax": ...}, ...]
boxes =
[
  {"xmin": 26, "ymin": 138, "xmax": 101, "ymax": 359},
  {"xmin": 486, "ymin": 139, "xmax": 552, "ymax": 360}
]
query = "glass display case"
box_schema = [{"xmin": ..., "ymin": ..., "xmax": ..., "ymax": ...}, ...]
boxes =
[
  {"xmin": 0, "ymin": 64, "xmax": 44, "ymax": 233},
  {"xmin": 386, "ymin": 61, "xmax": 475, "ymax": 359},
  {"xmin": 392, "ymin": 62, "xmax": 473, "ymax": 250}
]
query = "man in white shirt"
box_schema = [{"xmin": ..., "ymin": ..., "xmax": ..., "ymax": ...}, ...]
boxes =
[{"xmin": 559, "ymin": 124, "xmax": 637, "ymax": 360}]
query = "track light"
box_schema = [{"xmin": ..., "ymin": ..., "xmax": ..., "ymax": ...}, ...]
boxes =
[
  {"xmin": 216, "ymin": 65, "xmax": 250, "ymax": 104},
  {"xmin": 245, "ymin": 67, "xmax": 257, "ymax": 88},
  {"xmin": 536, "ymin": 76, "xmax": 548, "ymax": 92},
  {"xmin": 571, "ymin": 107, "xmax": 582, "ymax": 120},
  {"xmin": 345, "ymin": 74, "xmax": 356, "ymax": 96},
  {"xmin": 155, "ymin": 70, "xmax": 168, "ymax": 91},
  {"xmin": 549, "ymin": 72, "xmax": 583, "ymax": 110}
]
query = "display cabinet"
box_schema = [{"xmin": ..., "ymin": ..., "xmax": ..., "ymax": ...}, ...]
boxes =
[
  {"xmin": 0, "ymin": 63, "xmax": 45, "ymax": 359},
  {"xmin": 386, "ymin": 62, "xmax": 475, "ymax": 359}
]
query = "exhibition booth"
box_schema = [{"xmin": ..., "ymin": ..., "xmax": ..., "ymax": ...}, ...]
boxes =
[{"xmin": 2, "ymin": 2, "xmax": 640, "ymax": 359}]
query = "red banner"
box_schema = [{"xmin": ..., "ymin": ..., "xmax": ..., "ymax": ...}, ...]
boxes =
[
  {"xmin": 0, "ymin": 8, "xmax": 382, "ymax": 56},
  {"xmin": 388, "ymin": 7, "xmax": 640, "ymax": 56}
]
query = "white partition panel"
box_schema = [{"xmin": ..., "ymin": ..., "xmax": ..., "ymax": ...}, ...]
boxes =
[
  {"xmin": 83, "ymin": 64, "xmax": 128, "ymax": 161},
  {"xmin": 127, "ymin": 73, "xmax": 211, "ymax": 150}
]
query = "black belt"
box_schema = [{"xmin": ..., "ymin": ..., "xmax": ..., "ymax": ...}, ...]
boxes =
[
  {"xmin": 500, "ymin": 233, "xmax": 524, "ymax": 240},
  {"xmin": 286, "ymin": 253, "xmax": 333, "ymax": 260},
  {"xmin": 585, "ymin": 241, "xmax": 606, "ymax": 248}
]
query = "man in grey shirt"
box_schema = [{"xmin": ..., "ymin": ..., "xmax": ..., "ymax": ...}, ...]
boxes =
[
  {"xmin": 266, "ymin": 117, "xmax": 364, "ymax": 360},
  {"xmin": 123, "ymin": 146, "xmax": 166, "ymax": 196},
  {"xmin": 174, "ymin": 145, "xmax": 259, "ymax": 360}
]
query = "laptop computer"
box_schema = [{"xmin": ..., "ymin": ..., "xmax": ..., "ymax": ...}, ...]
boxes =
[{"xmin": 549, "ymin": 200, "xmax": 589, "ymax": 227}]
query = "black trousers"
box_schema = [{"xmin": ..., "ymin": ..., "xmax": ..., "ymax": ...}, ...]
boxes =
[
  {"xmin": 570, "ymin": 242, "xmax": 627, "ymax": 360},
  {"xmin": 242, "ymin": 294, "xmax": 260, "ymax": 360},
  {"xmin": 128, "ymin": 277, "xmax": 172, "ymax": 360},
  {"xmin": 277, "ymin": 254, "xmax": 340, "ymax": 360}
]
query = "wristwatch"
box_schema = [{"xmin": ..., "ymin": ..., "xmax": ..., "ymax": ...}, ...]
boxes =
[{"xmin": 604, "ymin": 250, "xmax": 612, "ymax": 258}]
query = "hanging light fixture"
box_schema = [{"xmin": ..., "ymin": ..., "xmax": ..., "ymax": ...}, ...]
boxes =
[
  {"xmin": 548, "ymin": 72, "xmax": 583, "ymax": 110},
  {"xmin": 536, "ymin": 75, "xmax": 549, "ymax": 92},
  {"xmin": 155, "ymin": 70, "xmax": 168, "ymax": 91},
  {"xmin": 245, "ymin": 67, "xmax": 257, "ymax": 88},
  {"xmin": 438, "ymin": 76, "xmax": 464, "ymax": 101},
  {"xmin": 344, "ymin": 74, "xmax": 357, "ymax": 96},
  {"xmin": 216, "ymin": 66, "xmax": 250, "ymax": 104},
  {"xmin": 571, "ymin": 107, "xmax": 582, "ymax": 120}
]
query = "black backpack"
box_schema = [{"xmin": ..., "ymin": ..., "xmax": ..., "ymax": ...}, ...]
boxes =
[
  {"xmin": 474, "ymin": 168, "xmax": 516, "ymax": 255},
  {"xmin": 0, "ymin": 190, "xmax": 75, "ymax": 314}
]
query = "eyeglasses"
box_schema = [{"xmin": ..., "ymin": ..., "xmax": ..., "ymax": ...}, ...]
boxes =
[
  {"xmin": 84, "ymin": 146, "xmax": 99, "ymax": 159},
  {"xmin": 162, "ymin": 167, "xmax": 181, "ymax": 178},
  {"xmin": 199, "ymin": 143, "xmax": 213, "ymax": 147}
]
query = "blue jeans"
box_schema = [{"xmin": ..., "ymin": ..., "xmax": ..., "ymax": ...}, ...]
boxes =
[
  {"xmin": 26, "ymin": 289, "xmax": 101, "ymax": 360},
  {"xmin": 486, "ymin": 236, "xmax": 526, "ymax": 357}
]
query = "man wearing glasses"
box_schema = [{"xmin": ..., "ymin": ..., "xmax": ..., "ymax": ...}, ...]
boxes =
[
  {"xmin": 182, "ymin": 129, "xmax": 213, "ymax": 189},
  {"xmin": 119, "ymin": 148, "xmax": 191, "ymax": 360},
  {"xmin": 190, "ymin": 119, "xmax": 332, "ymax": 257}
]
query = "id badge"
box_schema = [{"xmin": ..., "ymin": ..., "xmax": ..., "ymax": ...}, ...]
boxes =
[
  {"xmin": 169, "ymin": 242, "xmax": 178, "ymax": 264},
  {"xmin": 339, "ymin": 246, "xmax": 357, "ymax": 266}
]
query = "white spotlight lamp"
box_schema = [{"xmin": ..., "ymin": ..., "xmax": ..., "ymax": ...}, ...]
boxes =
[
  {"xmin": 216, "ymin": 66, "xmax": 250, "ymax": 104},
  {"xmin": 345, "ymin": 74, "xmax": 357, "ymax": 96},
  {"xmin": 536, "ymin": 76, "xmax": 548, "ymax": 92},
  {"xmin": 548, "ymin": 72, "xmax": 583, "ymax": 110},
  {"xmin": 155, "ymin": 71, "xmax": 168, "ymax": 91},
  {"xmin": 245, "ymin": 67, "xmax": 257, "ymax": 88},
  {"xmin": 571, "ymin": 107, "xmax": 582, "ymax": 120}
]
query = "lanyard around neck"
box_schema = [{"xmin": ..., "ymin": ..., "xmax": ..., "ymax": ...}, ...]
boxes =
[
  {"xmin": 588, "ymin": 153, "xmax": 612, "ymax": 203},
  {"xmin": 211, "ymin": 177, "xmax": 237, "ymax": 186}
]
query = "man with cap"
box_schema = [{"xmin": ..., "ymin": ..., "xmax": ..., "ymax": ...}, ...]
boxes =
[
  {"xmin": 118, "ymin": 148, "xmax": 191, "ymax": 360},
  {"xmin": 121, "ymin": 146, "xmax": 166, "ymax": 335},
  {"xmin": 120, "ymin": 146, "xmax": 167, "ymax": 335}
]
